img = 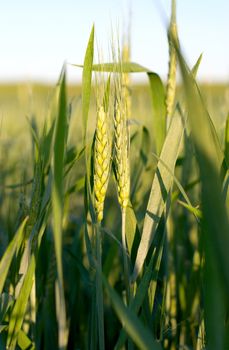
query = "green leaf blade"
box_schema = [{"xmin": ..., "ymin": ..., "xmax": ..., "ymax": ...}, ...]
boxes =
[
  {"xmin": 132, "ymin": 112, "xmax": 184, "ymax": 281},
  {"xmin": 0, "ymin": 218, "xmax": 28, "ymax": 295},
  {"xmin": 147, "ymin": 72, "xmax": 166, "ymax": 155},
  {"xmin": 51, "ymin": 66, "xmax": 68, "ymax": 350},
  {"xmin": 82, "ymin": 25, "xmax": 94, "ymax": 143}
]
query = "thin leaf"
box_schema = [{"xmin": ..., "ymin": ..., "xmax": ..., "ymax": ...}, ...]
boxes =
[
  {"xmin": 176, "ymin": 44, "xmax": 229, "ymax": 290},
  {"xmin": 51, "ymin": 65, "xmax": 68, "ymax": 349},
  {"xmin": 131, "ymin": 126, "xmax": 151, "ymax": 199},
  {"xmin": 17, "ymin": 330, "xmax": 35, "ymax": 350},
  {"xmin": 225, "ymin": 114, "xmax": 229, "ymax": 167},
  {"xmin": 6, "ymin": 255, "xmax": 35, "ymax": 350},
  {"xmin": 0, "ymin": 293, "xmax": 14, "ymax": 322},
  {"xmin": 82, "ymin": 25, "xmax": 94, "ymax": 143},
  {"xmin": 176, "ymin": 42, "xmax": 229, "ymax": 350},
  {"xmin": 0, "ymin": 218, "xmax": 28, "ymax": 295},
  {"xmin": 103, "ymin": 75, "xmax": 111, "ymax": 113},
  {"xmin": 132, "ymin": 112, "xmax": 184, "ymax": 281},
  {"xmin": 125, "ymin": 203, "xmax": 140, "ymax": 258},
  {"xmin": 191, "ymin": 53, "xmax": 203, "ymax": 78},
  {"xmin": 73, "ymin": 61, "xmax": 150, "ymax": 73},
  {"xmin": 147, "ymin": 73, "xmax": 166, "ymax": 155},
  {"xmin": 151, "ymin": 152, "xmax": 200, "ymax": 221},
  {"xmin": 177, "ymin": 200, "xmax": 202, "ymax": 219},
  {"xmin": 103, "ymin": 275, "xmax": 161, "ymax": 350},
  {"xmin": 115, "ymin": 224, "xmax": 166, "ymax": 350}
]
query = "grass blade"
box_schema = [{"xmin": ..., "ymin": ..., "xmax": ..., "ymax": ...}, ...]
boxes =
[
  {"xmin": 6, "ymin": 255, "xmax": 35, "ymax": 350},
  {"xmin": 191, "ymin": 53, "xmax": 203, "ymax": 78},
  {"xmin": 103, "ymin": 275, "xmax": 161, "ymax": 350},
  {"xmin": 82, "ymin": 25, "xmax": 94, "ymax": 144},
  {"xmin": 225, "ymin": 114, "xmax": 229, "ymax": 167},
  {"xmin": 51, "ymin": 65, "xmax": 68, "ymax": 349},
  {"xmin": 115, "ymin": 226, "xmax": 166, "ymax": 349},
  {"xmin": 73, "ymin": 61, "xmax": 150, "ymax": 73},
  {"xmin": 17, "ymin": 330, "xmax": 35, "ymax": 350},
  {"xmin": 176, "ymin": 46, "xmax": 229, "ymax": 289},
  {"xmin": 132, "ymin": 112, "xmax": 184, "ymax": 281},
  {"xmin": 176, "ymin": 43, "xmax": 229, "ymax": 350},
  {"xmin": 0, "ymin": 218, "xmax": 28, "ymax": 295},
  {"xmin": 147, "ymin": 73, "xmax": 166, "ymax": 155}
]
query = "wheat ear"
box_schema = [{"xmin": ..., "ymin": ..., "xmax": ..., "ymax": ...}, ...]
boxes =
[
  {"xmin": 114, "ymin": 100, "xmax": 130, "ymax": 210},
  {"xmin": 94, "ymin": 105, "xmax": 111, "ymax": 222}
]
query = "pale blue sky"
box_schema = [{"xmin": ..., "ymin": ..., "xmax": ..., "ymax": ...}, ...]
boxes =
[{"xmin": 0, "ymin": 0, "xmax": 228, "ymax": 82}]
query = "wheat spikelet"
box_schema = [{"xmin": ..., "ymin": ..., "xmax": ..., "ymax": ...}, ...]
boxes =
[
  {"xmin": 94, "ymin": 105, "xmax": 111, "ymax": 222},
  {"xmin": 114, "ymin": 99, "xmax": 130, "ymax": 210}
]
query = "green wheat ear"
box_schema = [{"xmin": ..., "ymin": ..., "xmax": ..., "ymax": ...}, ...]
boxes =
[
  {"xmin": 94, "ymin": 105, "xmax": 111, "ymax": 222},
  {"xmin": 114, "ymin": 99, "xmax": 130, "ymax": 210}
]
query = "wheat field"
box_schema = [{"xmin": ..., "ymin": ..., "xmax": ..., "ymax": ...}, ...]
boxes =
[{"xmin": 0, "ymin": 1, "xmax": 229, "ymax": 349}]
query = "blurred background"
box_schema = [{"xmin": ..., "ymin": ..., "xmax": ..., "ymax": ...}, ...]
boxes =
[
  {"xmin": 0, "ymin": 0, "xmax": 229, "ymax": 158},
  {"xmin": 0, "ymin": 0, "xmax": 228, "ymax": 83},
  {"xmin": 0, "ymin": 0, "xmax": 228, "ymax": 156}
]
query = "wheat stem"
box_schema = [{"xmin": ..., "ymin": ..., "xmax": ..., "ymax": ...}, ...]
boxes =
[
  {"xmin": 95, "ymin": 222, "xmax": 105, "ymax": 350},
  {"xmin": 121, "ymin": 209, "xmax": 131, "ymax": 304}
]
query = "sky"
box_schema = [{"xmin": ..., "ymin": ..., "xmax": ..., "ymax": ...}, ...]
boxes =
[{"xmin": 0, "ymin": 0, "xmax": 228, "ymax": 83}]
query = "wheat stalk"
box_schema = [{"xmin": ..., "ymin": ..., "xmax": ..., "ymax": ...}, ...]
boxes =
[{"xmin": 93, "ymin": 103, "xmax": 111, "ymax": 350}]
